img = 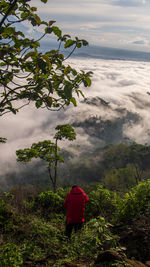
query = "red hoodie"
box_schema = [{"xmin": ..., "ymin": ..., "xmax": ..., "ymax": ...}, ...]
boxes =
[{"xmin": 64, "ymin": 187, "xmax": 89, "ymax": 224}]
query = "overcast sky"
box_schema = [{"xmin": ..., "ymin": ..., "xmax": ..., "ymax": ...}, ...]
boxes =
[{"xmin": 29, "ymin": 0, "xmax": 150, "ymax": 52}]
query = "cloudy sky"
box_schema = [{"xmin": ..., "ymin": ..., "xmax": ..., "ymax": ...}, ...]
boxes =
[{"xmin": 30, "ymin": 0, "xmax": 150, "ymax": 52}]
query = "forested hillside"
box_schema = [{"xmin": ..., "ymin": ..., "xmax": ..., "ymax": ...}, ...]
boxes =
[
  {"xmin": 2, "ymin": 142, "xmax": 150, "ymax": 193},
  {"xmin": 0, "ymin": 180, "xmax": 150, "ymax": 266}
]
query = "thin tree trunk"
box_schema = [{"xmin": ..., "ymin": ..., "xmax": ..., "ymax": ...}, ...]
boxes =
[
  {"xmin": 53, "ymin": 139, "xmax": 58, "ymax": 193},
  {"xmin": 48, "ymin": 163, "xmax": 55, "ymax": 192}
]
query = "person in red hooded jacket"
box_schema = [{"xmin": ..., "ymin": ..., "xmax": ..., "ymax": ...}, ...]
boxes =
[{"xmin": 64, "ymin": 185, "xmax": 89, "ymax": 238}]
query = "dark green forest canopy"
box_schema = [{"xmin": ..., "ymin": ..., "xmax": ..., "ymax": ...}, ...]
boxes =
[
  {"xmin": 58, "ymin": 142, "xmax": 150, "ymax": 191},
  {"xmin": 101, "ymin": 143, "xmax": 150, "ymax": 180},
  {"xmin": 1, "ymin": 142, "xmax": 150, "ymax": 193}
]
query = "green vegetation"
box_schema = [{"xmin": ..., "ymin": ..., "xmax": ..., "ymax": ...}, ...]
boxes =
[
  {"xmin": 0, "ymin": 1, "xmax": 150, "ymax": 266},
  {"xmin": 0, "ymin": 0, "xmax": 92, "ymax": 116},
  {"xmin": 0, "ymin": 137, "xmax": 7, "ymax": 143},
  {"xmin": 2, "ymin": 141, "xmax": 150, "ymax": 194},
  {"xmin": 16, "ymin": 124, "xmax": 76, "ymax": 192},
  {"xmin": 117, "ymin": 179, "xmax": 150, "ymax": 222},
  {"xmin": 55, "ymin": 142, "xmax": 150, "ymax": 192},
  {"xmin": 102, "ymin": 143, "xmax": 150, "ymax": 185},
  {"xmin": 0, "ymin": 180, "xmax": 149, "ymax": 266}
]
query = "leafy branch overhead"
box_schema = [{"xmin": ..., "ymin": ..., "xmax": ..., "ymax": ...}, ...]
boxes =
[{"xmin": 0, "ymin": 0, "xmax": 92, "ymax": 116}]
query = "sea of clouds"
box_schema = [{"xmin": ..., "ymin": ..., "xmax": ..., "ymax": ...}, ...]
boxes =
[{"xmin": 1, "ymin": 57, "xmax": 150, "ymax": 178}]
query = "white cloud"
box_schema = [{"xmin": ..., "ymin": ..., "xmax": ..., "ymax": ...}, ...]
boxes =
[{"xmin": 1, "ymin": 57, "xmax": 150, "ymax": 178}]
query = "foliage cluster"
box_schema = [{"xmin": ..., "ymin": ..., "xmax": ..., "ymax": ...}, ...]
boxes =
[
  {"xmin": 0, "ymin": 199, "xmax": 12, "ymax": 227},
  {"xmin": 85, "ymin": 185, "xmax": 120, "ymax": 221},
  {"xmin": 0, "ymin": 0, "xmax": 92, "ymax": 116},
  {"xmin": 0, "ymin": 243, "xmax": 23, "ymax": 267},
  {"xmin": 117, "ymin": 179, "xmax": 150, "ymax": 222},
  {"xmin": 0, "ymin": 180, "xmax": 149, "ymax": 266},
  {"xmin": 37, "ymin": 190, "xmax": 63, "ymax": 217},
  {"xmin": 102, "ymin": 143, "xmax": 150, "ymax": 187},
  {"xmin": 57, "ymin": 142, "xmax": 150, "ymax": 193},
  {"xmin": 16, "ymin": 124, "xmax": 76, "ymax": 192}
]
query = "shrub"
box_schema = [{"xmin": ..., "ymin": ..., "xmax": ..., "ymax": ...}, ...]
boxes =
[
  {"xmin": 70, "ymin": 217, "xmax": 118, "ymax": 258},
  {"xmin": 0, "ymin": 200, "xmax": 12, "ymax": 228},
  {"xmin": 117, "ymin": 179, "xmax": 150, "ymax": 222},
  {"xmin": 85, "ymin": 185, "xmax": 120, "ymax": 221},
  {"xmin": 0, "ymin": 243, "xmax": 23, "ymax": 267},
  {"xmin": 37, "ymin": 190, "xmax": 63, "ymax": 217}
]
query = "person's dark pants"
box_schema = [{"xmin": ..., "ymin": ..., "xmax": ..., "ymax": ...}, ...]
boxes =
[{"xmin": 65, "ymin": 222, "xmax": 83, "ymax": 238}]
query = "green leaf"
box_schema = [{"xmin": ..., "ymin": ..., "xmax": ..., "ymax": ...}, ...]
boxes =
[
  {"xmin": 64, "ymin": 82, "xmax": 73, "ymax": 99},
  {"xmin": 82, "ymin": 39, "xmax": 89, "ymax": 46},
  {"xmin": 21, "ymin": 12, "xmax": 29, "ymax": 19},
  {"xmin": 57, "ymin": 155, "xmax": 64, "ymax": 162},
  {"xmin": 3, "ymin": 27, "xmax": 15, "ymax": 35},
  {"xmin": 30, "ymin": 17, "xmax": 37, "ymax": 26},
  {"xmin": 41, "ymin": 21, "xmax": 48, "ymax": 26},
  {"xmin": 35, "ymin": 99, "xmax": 42, "ymax": 108},
  {"xmin": 31, "ymin": 41, "xmax": 40, "ymax": 48},
  {"xmin": 40, "ymin": 0, "xmax": 47, "ymax": 2},
  {"xmin": 76, "ymin": 42, "xmax": 82, "ymax": 48},
  {"xmin": 0, "ymin": 137, "xmax": 7, "ymax": 143},
  {"xmin": 77, "ymin": 90, "xmax": 85, "ymax": 98},
  {"xmin": 0, "ymin": 62, "xmax": 6, "ymax": 67},
  {"xmin": 45, "ymin": 96, "xmax": 52, "ymax": 107},
  {"xmin": 70, "ymin": 97, "xmax": 77, "ymax": 107},
  {"xmin": 64, "ymin": 39, "xmax": 75, "ymax": 48},
  {"xmin": 24, "ymin": 51, "xmax": 37, "ymax": 60},
  {"xmin": 42, "ymin": 55, "xmax": 52, "ymax": 68},
  {"xmin": 72, "ymin": 69, "xmax": 77, "ymax": 76},
  {"xmin": 16, "ymin": 31, "xmax": 25, "ymax": 38},
  {"xmin": 52, "ymin": 26, "xmax": 62, "ymax": 38},
  {"xmin": 33, "ymin": 14, "xmax": 41, "ymax": 25},
  {"xmin": 45, "ymin": 27, "xmax": 53, "ymax": 34},
  {"xmin": 83, "ymin": 77, "xmax": 92, "ymax": 87},
  {"xmin": 8, "ymin": 107, "xmax": 17, "ymax": 114},
  {"xmin": 37, "ymin": 58, "xmax": 47, "ymax": 73}
]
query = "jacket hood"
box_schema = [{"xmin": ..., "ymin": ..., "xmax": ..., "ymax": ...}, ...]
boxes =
[{"xmin": 70, "ymin": 186, "xmax": 84, "ymax": 194}]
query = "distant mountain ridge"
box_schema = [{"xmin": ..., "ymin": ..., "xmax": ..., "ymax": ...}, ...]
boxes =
[
  {"xmin": 73, "ymin": 45, "xmax": 150, "ymax": 62},
  {"xmin": 40, "ymin": 41, "xmax": 150, "ymax": 62}
]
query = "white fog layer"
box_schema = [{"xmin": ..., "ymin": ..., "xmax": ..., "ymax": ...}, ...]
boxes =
[{"xmin": 1, "ymin": 58, "xmax": 150, "ymax": 178}]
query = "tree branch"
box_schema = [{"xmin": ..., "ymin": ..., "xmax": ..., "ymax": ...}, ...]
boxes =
[
  {"xmin": 0, "ymin": 0, "xmax": 18, "ymax": 28},
  {"xmin": 64, "ymin": 44, "xmax": 77, "ymax": 61}
]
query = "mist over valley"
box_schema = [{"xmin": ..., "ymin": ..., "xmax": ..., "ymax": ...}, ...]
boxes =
[{"xmin": 1, "ymin": 52, "xmax": 150, "ymax": 190}]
